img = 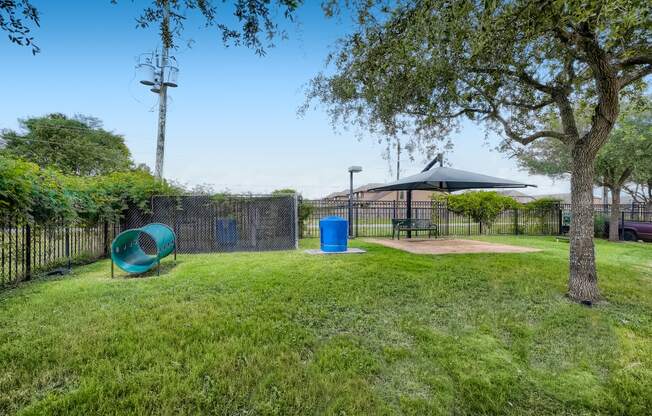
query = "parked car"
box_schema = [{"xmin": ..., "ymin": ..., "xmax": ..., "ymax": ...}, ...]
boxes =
[
  {"xmin": 561, "ymin": 210, "xmax": 652, "ymax": 242},
  {"xmin": 619, "ymin": 220, "xmax": 652, "ymax": 242},
  {"xmin": 603, "ymin": 219, "xmax": 652, "ymax": 242}
]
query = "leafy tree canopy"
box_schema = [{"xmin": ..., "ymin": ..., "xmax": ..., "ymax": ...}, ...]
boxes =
[
  {"xmin": 1, "ymin": 114, "xmax": 133, "ymax": 176},
  {"xmin": 516, "ymin": 99, "xmax": 652, "ymax": 191},
  {"xmin": 307, "ymin": 0, "xmax": 651, "ymax": 148}
]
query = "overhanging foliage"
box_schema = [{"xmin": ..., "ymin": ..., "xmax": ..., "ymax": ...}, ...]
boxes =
[{"xmin": 0, "ymin": 154, "xmax": 180, "ymax": 224}]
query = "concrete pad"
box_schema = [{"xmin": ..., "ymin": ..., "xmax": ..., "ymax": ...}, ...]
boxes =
[
  {"xmin": 304, "ymin": 248, "xmax": 366, "ymax": 255},
  {"xmin": 364, "ymin": 238, "xmax": 540, "ymax": 255}
]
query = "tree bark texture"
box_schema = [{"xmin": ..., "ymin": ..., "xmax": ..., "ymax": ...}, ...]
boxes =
[
  {"xmin": 609, "ymin": 187, "xmax": 621, "ymax": 242},
  {"xmin": 568, "ymin": 144, "xmax": 601, "ymax": 303}
]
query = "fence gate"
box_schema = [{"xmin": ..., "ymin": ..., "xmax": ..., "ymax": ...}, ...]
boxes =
[{"xmin": 123, "ymin": 195, "xmax": 298, "ymax": 254}]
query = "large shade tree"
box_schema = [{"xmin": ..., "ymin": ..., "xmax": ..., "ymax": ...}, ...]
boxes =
[
  {"xmin": 1, "ymin": 114, "xmax": 133, "ymax": 176},
  {"xmin": 516, "ymin": 102, "xmax": 652, "ymax": 241},
  {"xmin": 306, "ymin": 0, "xmax": 652, "ymax": 303}
]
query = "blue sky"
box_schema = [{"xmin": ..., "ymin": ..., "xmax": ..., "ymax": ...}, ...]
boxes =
[{"xmin": 0, "ymin": 1, "xmax": 570, "ymax": 198}]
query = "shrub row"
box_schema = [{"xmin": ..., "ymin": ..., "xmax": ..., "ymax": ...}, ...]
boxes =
[{"xmin": 0, "ymin": 154, "xmax": 180, "ymax": 224}]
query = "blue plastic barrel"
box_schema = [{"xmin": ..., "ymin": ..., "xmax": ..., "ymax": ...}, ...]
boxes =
[
  {"xmin": 216, "ymin": 218, "xmax": 238, "ymax": 249},
  {"xmin": 319, "ymin": 216, "xmax": 348, "ymax": 252}
]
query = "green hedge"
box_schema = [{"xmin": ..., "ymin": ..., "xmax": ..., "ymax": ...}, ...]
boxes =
[{"xmin": 0, "ymin": 155, "xmax": 180, "ymax": 224}]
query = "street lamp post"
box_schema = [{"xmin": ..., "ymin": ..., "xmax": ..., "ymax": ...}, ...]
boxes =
[{"xmin": 348, "ymin": 166, "xmax": 362, "ymax": 237}]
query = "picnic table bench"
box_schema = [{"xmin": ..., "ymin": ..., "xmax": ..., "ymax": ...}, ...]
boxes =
[{"xmin": 392, "ymin": 218, "xmax": 438, "ymax": 240}]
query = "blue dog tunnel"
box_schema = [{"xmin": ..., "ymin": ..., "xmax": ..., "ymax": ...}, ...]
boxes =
[
  {"xmin": 319, "ymin": 216, "xmax": 348, "ymax": 252},
  {"xmin": 111, "ymin": 223, "xmax": 176, "ymax": 275}
]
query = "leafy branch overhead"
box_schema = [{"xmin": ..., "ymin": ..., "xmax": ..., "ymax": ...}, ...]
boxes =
[
  {"xmin": 307, "ymin": 0, "xmax": 651, "ymax": 149},
  {"xmin": 0, "ymin": 0, "xmax": 40, "ymax": 54},
  {"xmin": 114, "ymin": 0, "xmax": 304, "ymax": 54},
  {"xmin": 516, "ymin": 99, "xmax": 652, "ymax": 194},
  {"xmin": 3, "ymin": 0, "xmax": 309, "ymax": 55}
]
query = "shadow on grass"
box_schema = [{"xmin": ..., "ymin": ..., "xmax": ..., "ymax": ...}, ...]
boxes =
[{"xmin": 111, "ymin": 259, "xmax": 179, "ymax": 280}]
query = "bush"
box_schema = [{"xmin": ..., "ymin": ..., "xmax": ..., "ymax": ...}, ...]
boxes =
[
  {"xmin": 0, "ymin": 156, "xmax": 73, "ymax": 222},
  {"xmin": 525, "ymin": 197, "xmax": 562, "ymax": 210},
  {"xmin": 524, "ymin": 198, "xmax": 562, "ymax": 235},
  {"xmin": 444, "ymin": 191, "xmax": 521, "ymax": 232},
  {"xmin": 594, "ymin": 214, "xmax": 609, "ymax": 238}
]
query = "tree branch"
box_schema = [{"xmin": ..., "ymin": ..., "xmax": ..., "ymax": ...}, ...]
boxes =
[
  {"xmin": 619, "ymin": 53, "xmax": 652, "ymax": 68},
  {"xmin": 617, "ymin": 167, "xmax": 634, "ymax": 186},
  {"xmin": 491, "ymin": 111, "xmax": 567, "ymax": 145},
  {"xmin": 499, "ymin": 98, "xmax": 555, "ymax": 111},
  {"xmin": 619, "ymin": 65, "xmax": 652, "ymax": 89}
]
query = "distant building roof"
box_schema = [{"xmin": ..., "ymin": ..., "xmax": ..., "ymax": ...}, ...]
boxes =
[
  {"xmin": 495, "ymin": 190, "xmax": 536, "ymax": 203},
  {"xmin": 324, "ymin": 183, "xmax": 385, "ymax": 199},
  {"xmin": 531, "ymin": 193, "xmax": 603, "ymax": 204}
]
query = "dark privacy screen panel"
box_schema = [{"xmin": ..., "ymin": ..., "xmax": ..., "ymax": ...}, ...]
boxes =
[{"xmin": 123, "ymin": 195, "xmax": 298, "ymax": 254}]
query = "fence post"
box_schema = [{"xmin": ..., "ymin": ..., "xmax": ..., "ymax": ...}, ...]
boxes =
[
  {"xmin": 65, "ymin": 226, "xmax": 71, "ymax": 271},
  {"xmin": 514, "ymin": 209, "xmax": 519, "ymax": 235},
  {"xmin": 620, "ymin": 211, "xmax": 624, "ymax": 241},
  {"xmin": 557, "ymin": 205, "xmax": 563, "ymax": 235},
  {"xmin": 467, "ymin": 214, "xmax": 471, "ymax": 236},
  {"xmin": 355, "ymin": 201, "xmax": 359, "ymax": 237},
  {"xmin": 103, "ymin": 221, "xmax": 109, "ymax": 257},
  {"xmin": 25, "ymin": 223, "xmax": 31, "ymax": 280},
  {"xmin": 294, "ymin": 194, "xmax": 299, "ymax": 249}
]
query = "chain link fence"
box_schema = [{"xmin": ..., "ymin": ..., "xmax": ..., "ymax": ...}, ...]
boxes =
[{"xmin": 123, "ymin": 195, "xmax": 298, "ymax": 254}]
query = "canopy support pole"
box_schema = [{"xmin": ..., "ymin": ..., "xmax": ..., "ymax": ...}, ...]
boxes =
[{"xmin": 406, "ymin": 190, "xmax": 412, "ymax": 238}]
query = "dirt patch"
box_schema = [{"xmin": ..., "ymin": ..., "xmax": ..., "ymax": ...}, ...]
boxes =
[{"xmin": 364, "ymin": 238, "xmax": 541, "ymax": 255}]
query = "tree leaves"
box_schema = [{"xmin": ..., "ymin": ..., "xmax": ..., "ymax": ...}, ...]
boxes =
[
  {"xmin": 0, "ymin": 0, "xmax": 40, "ymax": 54},
  {"xmin": 124, "ymin": 0, "xmax": 303, "ymax": 54},
  {"xmin": 1, "ymin": 114, "xmax": 133, "ymax": 177}
]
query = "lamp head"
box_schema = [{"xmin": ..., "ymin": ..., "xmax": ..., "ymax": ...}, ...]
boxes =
[{"xmin": 348, "ymin": 166, "xmax": 363, "ymax": 173}]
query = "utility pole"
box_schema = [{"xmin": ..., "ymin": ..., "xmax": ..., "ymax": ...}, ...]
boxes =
[
  {"xmin": 135, "ymin": 2, "xmax": 179, "ymax": 180},
  {"xmin": 155, "ymin": 39, "xmax": 169, "ymax": 179}
]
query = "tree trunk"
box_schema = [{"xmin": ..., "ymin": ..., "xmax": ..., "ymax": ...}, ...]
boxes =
[
  {"xmin": 568, "ymin": 144, "xmax": 600, "ymax": 303},
  {"xmin": 609, "ymin": 186, "xmax": 621, "ymax": 242}
]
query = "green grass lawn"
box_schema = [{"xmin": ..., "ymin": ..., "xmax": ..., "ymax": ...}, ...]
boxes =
[{"xmin": 1, "ymin": 237, "xmax": 651, "ymax": 415}]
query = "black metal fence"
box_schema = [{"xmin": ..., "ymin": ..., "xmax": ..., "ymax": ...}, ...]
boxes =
[
  {"xmin": 557, "ymin": 203, "xmax": 651, "ymax": 238},
  {"xmin": 123, "ymin": 195, "xmax": 298, "ymax": 253},
  {"xmin": 302, "ymin": 200, "xmax": 652, "ymax": 239},
  {"xmin": 0, "ymin": 217, "xmax": 120, "ymax": 287},
  {"xmin": 302, "ymin": 200, "xmax": 563, "ymax": 238}
]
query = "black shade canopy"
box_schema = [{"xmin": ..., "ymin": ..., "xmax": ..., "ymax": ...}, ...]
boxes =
[{"xmin": 369, "ymin": 166, "xmax": 536, "ymax": 192}]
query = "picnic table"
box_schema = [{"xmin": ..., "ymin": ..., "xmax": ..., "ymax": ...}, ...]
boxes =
[{"xmin": 392, "ymin": 218, "xmax": 438, "ymax": 240}]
